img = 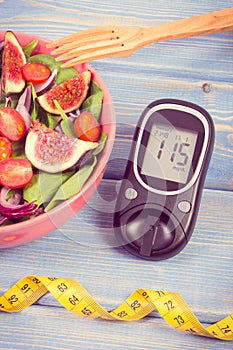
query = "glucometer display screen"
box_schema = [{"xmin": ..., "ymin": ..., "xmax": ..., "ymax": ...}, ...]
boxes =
[
  {"xmin": 141, "ymin": 123, "xmax": 198, "ymax": 184},
  {"xmin": 136, "ymin": 108, "xmax": 205, "ymax": 191}
]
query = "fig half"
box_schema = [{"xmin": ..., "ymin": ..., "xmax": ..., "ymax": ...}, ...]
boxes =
[
  {"xmin": 2, "ymin": 31, "xmax": 26, "ymax": 94},
  {"xmin": 38, "ymin": 70, "xmax": 91, "ymax": 114},
  {"xmin": 25, "ymin": 121, "xmax": 98, "ymax": 173}
]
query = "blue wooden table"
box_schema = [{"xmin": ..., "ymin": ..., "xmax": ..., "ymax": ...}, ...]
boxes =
[{"xmin": 0, "ymin": 0, "xmax": 233, "ymax": 349}]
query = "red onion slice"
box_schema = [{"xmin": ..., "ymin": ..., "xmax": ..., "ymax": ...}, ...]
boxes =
[
  {"xmin": 17, "ymin": 85, "xmax": 32, "ymax": 111},
  {"xmin": 0, "ymin": 187, "xmax": 43, "ymax": 224},
  {"xmin": 34, "ymin": 68, "xmax": 58, "ymax": 94},
  {"xmin": 0, "ymin": 187, "xmax": 22, "ymax": 209},
  {"xmin": 16, "ymin": 85, "xmax": 32, "ymax": 131}
]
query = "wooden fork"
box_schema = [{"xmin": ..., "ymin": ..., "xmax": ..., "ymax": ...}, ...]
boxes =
[{"xmin": 48, "ymin": 8, "xmax": 233, "ymax": 68}]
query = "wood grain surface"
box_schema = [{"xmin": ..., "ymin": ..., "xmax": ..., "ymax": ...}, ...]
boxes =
[{"xmin": 0, "ymin": 0, "xmax": 232, "ymax": 349}]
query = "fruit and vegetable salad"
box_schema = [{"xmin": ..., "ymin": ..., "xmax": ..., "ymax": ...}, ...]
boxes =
[{"xmin": 0, "ymin": 31, "xmax": 107, "ymax": 225}]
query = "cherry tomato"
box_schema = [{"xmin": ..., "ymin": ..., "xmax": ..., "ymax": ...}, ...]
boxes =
[
  {"xmin": 74, "ymin": 112, "xmax": 101, "ymax": 142},
  {"xmin": 22, "ymin": 62, "xmax": 51, "ymax": 84},
  {"xmin": 0, "ymin": 137, "xmax": 13, "ymax": 161},
  {"xmin": 0, "ymin": 158, "xmax": 33, "ymax": 188},
  {"xmin": 0, "ymin": 107, "xmax": 26, "ymax": 141}
]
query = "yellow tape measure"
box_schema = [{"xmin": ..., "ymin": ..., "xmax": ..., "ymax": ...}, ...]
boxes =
[{"xmin": 0, "ymin": 275, "xmax": 232, "ymax": 341}]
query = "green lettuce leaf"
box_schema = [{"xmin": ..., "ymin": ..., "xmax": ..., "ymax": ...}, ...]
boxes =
[
  {"xmin": 23, "ymin": 171, "xmax": 74, "ymax": 207},
  {"xmin": 56, "ymin": 67, "xmax": 78, "ymax": 84},
  {"xmin": 53, "ymin": 99, "xmax": 76, "ymax": 137},
  {"xmin": 45, "ymin": 156, "xmax": 97, "ymax": 212},
  {"xmin": 82, "ymin": 81, "xmax": 103, "ymax": 120},
  {"xmin": 23, "ymin": 40, "xmax": 39, "ymax": 59}
]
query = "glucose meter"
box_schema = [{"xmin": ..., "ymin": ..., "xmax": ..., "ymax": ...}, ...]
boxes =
[{"xmin": 114, "ymin": 99, "xmax": 215, "ymax": 260}]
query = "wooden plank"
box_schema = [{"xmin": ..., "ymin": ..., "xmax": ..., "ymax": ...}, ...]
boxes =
[
  {"xmin": 0, "ymin": 3, "xmax": 232, "ymax": 191},
  {"xmin": 0, "ymin": 1, "xmax": 232, "ymax": 349},
  {"xmin": 1, "ymin": 5, "xmax": 232, "ymax": 84},
  {"xmin": 0, "ymin": 182, "xmax": 232, "ymax": 324},
  {"xmin": 0, "ymin": 305, "xmax": 232, "ymax": 350},
  {"xmin": 1, "ymin": 3, "xmax": 232, "ymax": 189},
  {"xmin": 2, "ymin": 0, "xmax": 232, "ymax": 36}
]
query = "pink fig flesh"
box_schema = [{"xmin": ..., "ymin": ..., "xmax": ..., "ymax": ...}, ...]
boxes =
[
  {"xmin": 37, "ymin": 70, "xmax": 91, "ymax": 114},
  {"xmin": 25, "ymin": 122, "xmax": 98, "ymax": 173},
  {"xmin": 2, "ymin": 31, "xmax": 26, "ymax": 94}
]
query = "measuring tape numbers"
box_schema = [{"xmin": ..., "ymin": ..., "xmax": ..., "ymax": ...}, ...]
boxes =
[{"xmin": 0, "ymin": 275, "xmax": 232, "ymax": 341}]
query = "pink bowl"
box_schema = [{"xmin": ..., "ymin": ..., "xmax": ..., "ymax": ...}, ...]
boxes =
[{"xmin": 0, "ymin": 32, "xmax": 115, "ymax": 248}]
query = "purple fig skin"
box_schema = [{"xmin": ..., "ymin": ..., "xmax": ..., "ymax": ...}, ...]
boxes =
[
  {"xmin": 38, "ymin": 70, "xmax": 91, "ymax": 114},
  {"xmin": 2, "ymin": 31, "xmax": 26, "ymax": 94}
]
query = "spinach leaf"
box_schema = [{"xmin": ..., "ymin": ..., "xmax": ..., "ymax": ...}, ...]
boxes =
[
  {"xmin": 23, "ymin": 40, "xmax": 39, "ymax": 59},
  {"xmin": 53, "ymin": 100, "xmax": 76, "ymax": 137},
  {"xmin": 23, "ymin": 173, "xmax": 44, "ymax": 207},
  {"xmin": 30, "ymin": 83, "xmax": 39, "ymax": 121},
  {"xmin": 93, "ymin": 132, "xmax": 108, "ymax": 156},
  {"xmin": 23, "ymin": 171, "xmax": 74, "ymax": 207},
  {"xmin": 56, "ymin": 67, "xmax": 78, "ymax": 85},
  {"xmin": 40, "ymin": 112, "xmax": 60, "ymax": 130},
  {"xmin": 28, "ymin": 54, "xmax": 57, "ymax": 72},
  {"xmin": 45, "ymin": 156, "xmax": 97, "ymax": 212},
  {"xmin": 82, "ymin": 81, "xmax": 103, "ymax": 120},
  {"xmin": 12, "ymin": 140, "xmax": 27, "ymax": 159},
  {"xmin": 27, "ymin": 50, "xmax": 79, "ymax": 84}
]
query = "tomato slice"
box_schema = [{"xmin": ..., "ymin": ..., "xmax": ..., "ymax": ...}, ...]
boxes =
[
  {"xmin": 74, "ymin": 112, "xmax": 101, "ymax": 142},
  {"xmin": 0, "ymin": 137, "xmax": 13, "ymax": 161},
  {"xmin": 0, "ymin": 158, "xmax": 33, "ymax": 188},
  {"xmin": 22, "ymin": 62, "xmax": 51, "ymax": 84},
  {"xmin": 0, "ymin": 107, "xmax": 26, "ymax": 141}
]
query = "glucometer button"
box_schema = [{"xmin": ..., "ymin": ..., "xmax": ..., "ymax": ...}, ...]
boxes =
[
  {"xmin": 125, "ymin": 187, "xmax": 138, "ymax": 200},
  {"xmin": 178, "ymin": 201, "xmax": 191, "ymax": 213}
]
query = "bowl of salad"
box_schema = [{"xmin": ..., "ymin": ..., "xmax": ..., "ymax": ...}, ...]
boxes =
[{"xmin": 0, "ymin": 31, "xmax": 115, "ymax": 248}]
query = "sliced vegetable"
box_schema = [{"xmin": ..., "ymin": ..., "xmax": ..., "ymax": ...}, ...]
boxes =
[
  {"xmin": 2, "ymin": 31, "xmax": 26, "ymax": 94},
  {"xmin": 0, "ymin": 158, "xmax": 33, "ymax": 188},
  {"xmin": 22, "ymin": 62, "xmax": 51, "ymax": 84},
  {"xmin": 25, "ymin": 121, "xmax": 98, "ymax": 173},
  {"xmin": 16, "ymin": 85, "xmax": 32, "ymax": 131},
  {"xmin": 34, "ymin": 68, "xmax": 57, "ymax": 94},
  {"xmin": 5, "ymin": 96, "xmax": 12, "ymax": 107},
  {"xmin": 0, "ymin": 199, "xmax": 42, "ymax": 225},
  {"xmin": 0, "ymin": 107, "xmax": 26, "ymax": 141},
  {"xmin": 16, "ymin": 84, "xmax": 32, "ymax": 111},
  {"xmin": 37, "ymin": 70, "xmax": 91, "ymax": 114},
  {"xmin": 0, "ymin": 136, "xmax": 12, "ymax": 160},
  {"xmin": 28, "ymin": 53, "xmax": 57, "ymax": 72},
  {"xmin": 0, "ymin": 187, "xmax": 21, "ymax": 208},
  {"xmin": 74, "ymin": 111, "xmax": 101, "ymax": 142}
]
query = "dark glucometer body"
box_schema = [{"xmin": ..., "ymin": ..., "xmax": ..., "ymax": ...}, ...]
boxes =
[{"xmin": 114, "ymin": 99, "xmax": 215, "ymax": 260}]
